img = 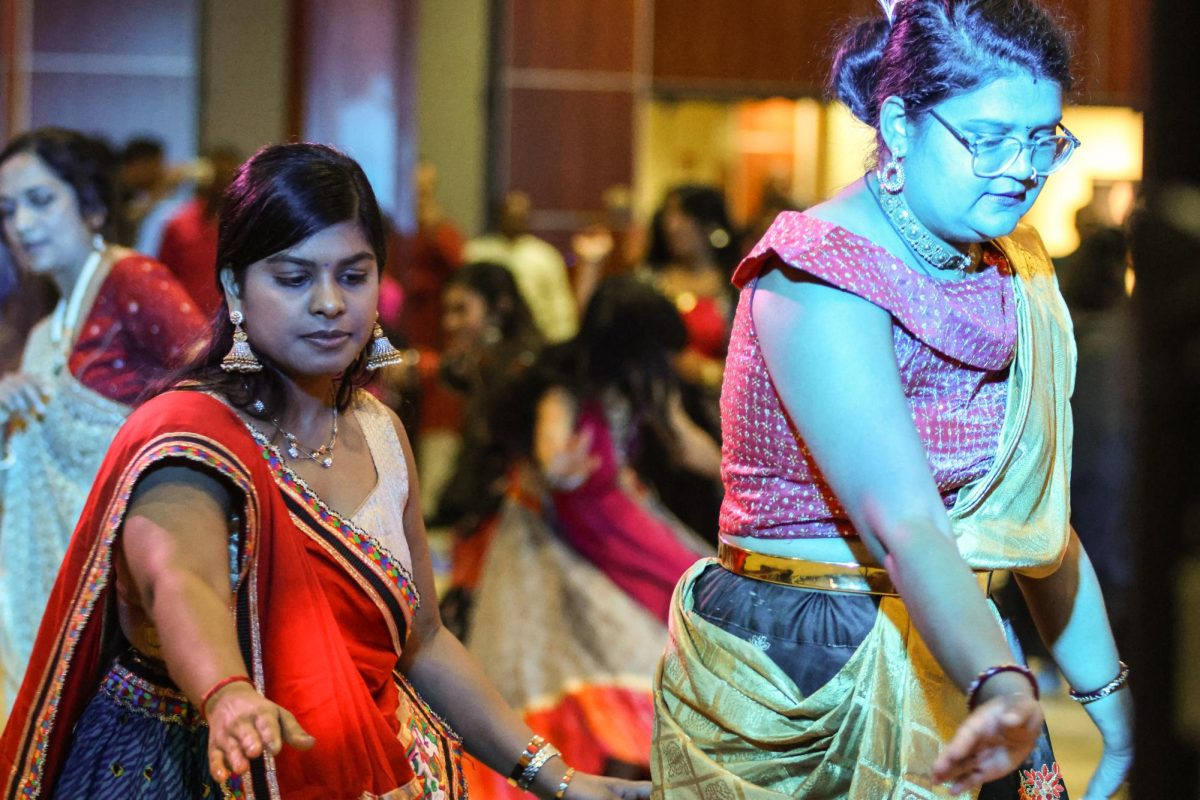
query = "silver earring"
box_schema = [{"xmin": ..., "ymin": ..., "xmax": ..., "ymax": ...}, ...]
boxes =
[
  {"xmin": 878, "ymin": 157, "xmax": 905, "ymax": 194},
  {"xmin": 364, "ymin": 322, "xmax": 403, "ymax": 370},
  {"xmin": 221, "ymin": 310, "xmax": 263, "ymax": 373}
]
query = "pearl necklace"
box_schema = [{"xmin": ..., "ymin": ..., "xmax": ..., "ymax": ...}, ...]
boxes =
[
  {"xmin": 870, "ymin": 174, "xmax": 981, "ymax": 274},
  {"xmin": 48, "ymin": 244, "xmax": 106, "ymax": 371},
  {"xmin": 272, "ymin": 407, "xmax": 338, "ymax": 468}
]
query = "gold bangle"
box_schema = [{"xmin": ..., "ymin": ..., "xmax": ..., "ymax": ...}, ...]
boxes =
[{"xmin": 555, "ymin": 767, "xmax": 576, "ymax": 800}]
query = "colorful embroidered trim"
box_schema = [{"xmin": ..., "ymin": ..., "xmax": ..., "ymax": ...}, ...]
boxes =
[
  {"xmin": 13, "ymin": 435, "xmax": 256, "ymax": 798},
  {"xmin": 1019, "ymin": 761, "xmax": 1065, "ymax": 799},
  {"xmin": 101, "ymin": 661, "xmax": 204, "ymax": 728},
  {"xmin": 246, "ymin": 425, "xmax": 421, "ymax": 615}
]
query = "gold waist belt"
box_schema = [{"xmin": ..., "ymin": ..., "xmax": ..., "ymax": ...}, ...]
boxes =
[{"xmin": 717, "ymin": 541, "xmax": 994, "ymax": 597}]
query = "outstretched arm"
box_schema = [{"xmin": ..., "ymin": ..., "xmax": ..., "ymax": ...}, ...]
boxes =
[
  {"xmin": 753, "ymin": 263, "xmax": 1041, "ymax": 791},
  {"xmin": 390, "ymin": 413, "xmax": 647, "ymax": 800},
  {"xmin": 121, "ymin": 465, "xmax": 314, "ymax": 784}
]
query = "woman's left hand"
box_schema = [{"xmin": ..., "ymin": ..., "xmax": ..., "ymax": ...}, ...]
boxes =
[
  {"xmin": 0, "ymin": 372, "xmax": 49, "ymax": 421},
  {"xmin": 556, "ymin": 772, "xmax": 651, "ymax": 800},
  {"xmin": 932, "ymin": 690, "xmax": 1043, "ymax": 793},
  {"xmin": 1080, "ymin": 688, "xmax": 1134, "ymax": 799}
]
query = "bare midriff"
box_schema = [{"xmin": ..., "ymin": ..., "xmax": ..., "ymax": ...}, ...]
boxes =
[{"xmin": 720, "ymin": 533, "xmax": 881, "ymax": 567}]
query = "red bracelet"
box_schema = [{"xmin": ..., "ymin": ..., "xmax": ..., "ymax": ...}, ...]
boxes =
[
  {"xmin": 966, "ymin": 663, "xmax": 1039, "ymax": 710},
  {"xmin": 200, "ymin": 675, "xmax": 254, "ymax": 718}
]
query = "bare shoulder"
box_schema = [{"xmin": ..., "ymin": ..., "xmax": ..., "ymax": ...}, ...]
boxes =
[{"xmin": 804, "ymin": 180, "xmax": 885, "ymax": 242}]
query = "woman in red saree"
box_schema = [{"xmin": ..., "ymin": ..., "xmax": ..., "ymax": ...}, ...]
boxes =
[{"xmin": 0, "ymin": 143, "xmax": 649, "ymax": 800}]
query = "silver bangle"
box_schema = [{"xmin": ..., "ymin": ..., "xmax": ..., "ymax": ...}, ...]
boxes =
[
  {"xmin": 519, "ymin": 744, "xmax": 561, "ymax": 791},
  {"xmin": 1069, "ymin": 660, "xmax": 1130, "ymax": 704}
]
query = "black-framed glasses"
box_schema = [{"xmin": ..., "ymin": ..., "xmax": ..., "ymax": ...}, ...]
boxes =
[{"xmin": 927, "ymin": 108, "xmax": 1081, "ymax": 178}]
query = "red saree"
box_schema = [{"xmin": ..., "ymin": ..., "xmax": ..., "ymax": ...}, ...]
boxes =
[{"xmin": 0, "ymin": 390, "xmax": 465, "ymax": 799}]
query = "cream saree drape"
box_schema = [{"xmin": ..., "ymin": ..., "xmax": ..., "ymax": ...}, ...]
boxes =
[{"xmin": 0, "ymin": 320, "xmax": 128, "ymax": 719}]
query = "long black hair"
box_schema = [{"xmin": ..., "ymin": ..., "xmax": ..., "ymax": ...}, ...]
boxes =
[
  {"xmin": 443, "ymin": 261, "xmax": 539, "ymax": 345},
  {"xmin": 645, "ymin": 184, "xmax": 739, "ymax": 274},
  {"xmin": 170, "ymin": 142, "xmax": 387, "ymax": 419},
  {"xmin": 493, "ymin": 275, "xmax": 688, "ymax": 459}
]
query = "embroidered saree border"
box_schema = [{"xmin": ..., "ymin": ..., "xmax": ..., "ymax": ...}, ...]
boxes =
[
  {"xmin": 4, "ymin": 434, "xmax": 258, "ymax": 800},
  {"xmin": 246, "ymin": 427, "xmax": 421, "ymax": 653}
]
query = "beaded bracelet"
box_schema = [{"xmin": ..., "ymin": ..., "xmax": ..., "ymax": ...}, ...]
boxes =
[
  {"xmin": 508, "ymin": 735, "xmax": 547, "ymax": 788},
  {"xmin": 966, "ymin": 663, "xmax": 1039, "ymax": 710},
  {"xmin": 555, "ymin": 767, "xmax": 577, "ymax": 800},
  {"xmin": 519, "ymin": 745, "xmax": 562, "ymax": 791},
  {"xmin": 1069, "ymin": 661, "xmax": 1130, "ymax": 705},
  {"xmin": 200, "ymin": 675, "xmax": 254, "ymax": 719}
]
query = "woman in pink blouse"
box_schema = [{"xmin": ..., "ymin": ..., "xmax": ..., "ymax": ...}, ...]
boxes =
[{"xmin": 652, "ymin": 2, "xmax": 1132, "ymax": 799}]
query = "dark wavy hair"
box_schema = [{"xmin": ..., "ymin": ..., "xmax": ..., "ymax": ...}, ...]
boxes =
[
  {"xmin": 0, "ymin": 127, "xmax": 118, "ymax": 244},
  {"xmin": 492, "ymin": 275, "xmax": 688, "ymax": 459},
  {"xmin": 444, "ymin": 261, "xmax": 539, "ymax": 344},
  {"xmin": 171, "ymin": 142, "xmax": 387, "ymax": 419},
  {"xmin": 645, "ymin": 184, "xmax": 739, "ymax": 273},
  {"xmin": 829, "ymin": 0, "xmax": 1073, "ymax": 155}
]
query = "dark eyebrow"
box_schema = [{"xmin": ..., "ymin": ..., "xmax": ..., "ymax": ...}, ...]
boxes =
[{"xmin": 264, "ymin": 251, "xmax": 376, "ymax": 268}]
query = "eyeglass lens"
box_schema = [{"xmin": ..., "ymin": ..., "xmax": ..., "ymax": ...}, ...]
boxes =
[{"xmin": 975, "ymin": 137, "xmax": 1074, "ymax": 177}]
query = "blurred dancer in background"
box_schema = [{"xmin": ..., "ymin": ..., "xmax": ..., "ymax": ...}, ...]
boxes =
[
  {"xmin": 0, "ymin": 128, "xmax": 206, "ymax": 721},
  {"xmin": 466, "ymin": 190, "xmax": 577, "ymax": 344},
  {"xmin": 434, "ymin": 261, "xmax": 544, "ymax": 637},
  {"xmin": 157, "ymin": 145, "xmax": 242, "ymax": 320},
  {"xmin": 464, "ymin": 276, "xmax": 718, "ymax": 798}
]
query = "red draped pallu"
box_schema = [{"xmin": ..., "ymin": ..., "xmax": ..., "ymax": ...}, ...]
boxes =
[{"xmin": 1, "ymin": 390, "xmax": 465, "ymax": 799}]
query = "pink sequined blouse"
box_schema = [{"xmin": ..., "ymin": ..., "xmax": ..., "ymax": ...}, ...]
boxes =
[{"xmin": 719, "ymin": 212, "xmax": 1018, "ymax": 540}]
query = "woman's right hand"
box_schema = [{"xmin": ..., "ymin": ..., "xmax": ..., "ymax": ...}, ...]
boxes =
[
  {"xmin": 931, "ymin": 690, "xmax": 1043, "ymax": 794},
  {"xmin": 559, "ymin": 772, "xmax": 651, "ymax": 800},
  {"xmin": 0, "ymin": 372, "xmax": 48, "ymax": 420},
  {"xmin": 204, "ymin": 681, "xmax": 316, "ymax": 783}
]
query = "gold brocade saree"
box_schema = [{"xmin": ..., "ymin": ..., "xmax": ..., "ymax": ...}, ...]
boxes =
[{"xmin": 652, "ymin": 225, "xmax": 1076, "ymax": 799}]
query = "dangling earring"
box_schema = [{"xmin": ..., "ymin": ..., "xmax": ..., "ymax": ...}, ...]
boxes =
[
  {"xmin": 878, "ymin": 157, "xmax": 905, "ymax": 194},
  {"xmin": 221, "ymin": 310, "xmax": 263, "ymax": 373},
  {"xmin": 365, "ymin": 321, "xmax": 403, "ymax": 370}
]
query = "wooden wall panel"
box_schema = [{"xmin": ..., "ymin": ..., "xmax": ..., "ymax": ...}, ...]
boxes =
[
  {"xmin": 491, "ymin": 0, "xmax": 645, "ymax": 241},
  {"xmin": 509, "ymin": 0, "xmax": 636, "ymax": 72},
  {"xmin": 0, "ymin": 0, "xmax": 25, "ymax": 143},
  {"xmin": 1102, "ymin": 0, "xmax": 1150, "ymax": 107},
  {"xmin": 296, "ymin": 0, "xmax": 418, "ymax": 228},
  {"xmin": 508, "ymin": 88, "xmax": 634, "ymax": 212},
  {"xmin": 652, "ymin": 0, "xmax": 876, "ymax": 95},
  {"xmin": 651, "ymin": 0, "xmax": 1147, "ymax": 105},
  {"xmin": 25, "ymin": 0, "xmax": 199, "ymax": 159},
  {"xmin": 1041, "ymin": 0, "xmax": 1149, "ymax": 105}
]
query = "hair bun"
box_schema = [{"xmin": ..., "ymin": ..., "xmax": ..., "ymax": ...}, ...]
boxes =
[{"xmin": 829, "ymin": 17, "xmax": 891, "ymax": 127}]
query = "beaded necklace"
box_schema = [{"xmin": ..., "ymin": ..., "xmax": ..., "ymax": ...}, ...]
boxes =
[{"xmin": 869, "ymin": 174, "xmax": 981, "ymax": 275}]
